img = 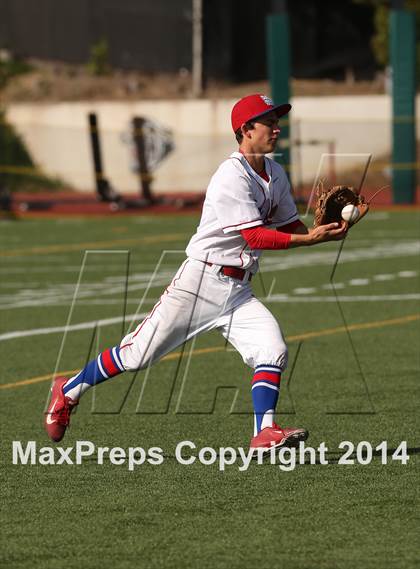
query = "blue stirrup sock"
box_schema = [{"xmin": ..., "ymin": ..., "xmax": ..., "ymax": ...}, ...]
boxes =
[
  {"xmin": 63, "ymin": 346, "xmax": 125, "ymax": 401},
  {"xmin": 251, "ymin": 364, "xmax": 281, "ymax": 436}
]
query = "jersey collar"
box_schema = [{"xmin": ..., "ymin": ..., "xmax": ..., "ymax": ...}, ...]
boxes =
[{"xmin": 231, "ymin": 152, "xmax": 272, "ymax": 187}]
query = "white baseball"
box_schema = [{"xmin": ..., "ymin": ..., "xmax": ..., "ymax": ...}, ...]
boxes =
[{"xmin": 341, "ymin": 204, "xmax": 360, "ymax": 223}]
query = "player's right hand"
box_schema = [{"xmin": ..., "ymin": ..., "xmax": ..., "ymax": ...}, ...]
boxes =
[{"xmin": 307, "ymin": 221, "xmax": 348, "ymax": 244}]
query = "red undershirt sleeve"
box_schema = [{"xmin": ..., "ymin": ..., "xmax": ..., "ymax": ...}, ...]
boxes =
[
  {"xmin": 277, "ymin": 220, "xmax": 307, "ymax": 233},
  {"xmin": 240, "ymin": 226, "xmax": 291, "ymax": 250}
]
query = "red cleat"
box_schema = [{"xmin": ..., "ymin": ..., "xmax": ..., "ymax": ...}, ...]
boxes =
[
  {"xmin": 44, "ymin": 376, "xmax": 77, "ymax": 442},
  {"xmin": 250, "ymin": 423, "xmax": 308, "ymax": 453}
]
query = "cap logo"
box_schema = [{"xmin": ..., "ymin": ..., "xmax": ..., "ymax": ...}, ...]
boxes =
[{"xmin": 260, "ymin": 95, "xmax": 273, "ymax": 107}]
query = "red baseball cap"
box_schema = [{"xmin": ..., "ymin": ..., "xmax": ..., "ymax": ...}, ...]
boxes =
[{"xmin": 231, "ymin": 93, "xmax": 291, "ymax": 133}]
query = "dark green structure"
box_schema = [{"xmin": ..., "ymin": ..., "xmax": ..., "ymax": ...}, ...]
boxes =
[
  {"xmin": 390, "ymin": 9, "xmax": 417, "ymax": 203},
  {"xmin": 266, "ymin": 11, "xmax": 291, "ymax": 173}
]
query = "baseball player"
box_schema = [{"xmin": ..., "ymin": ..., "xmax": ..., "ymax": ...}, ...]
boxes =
[{"xmin": 45, "ymin": 94, "xmax": 346, "ymax": 451}]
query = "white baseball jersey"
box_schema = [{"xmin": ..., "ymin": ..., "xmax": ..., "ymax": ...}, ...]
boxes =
[
  {"xmin": 186, "ymin": 152, "xmax": 299, "ymax": 271},
  {"xmin": 119, "ymin": 151, "xmax": 297, "ymax": 377}
]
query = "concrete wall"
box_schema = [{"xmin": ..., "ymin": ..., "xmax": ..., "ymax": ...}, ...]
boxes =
[{"xmin": 6, "ymin": 96, "xmax": 420, "ymax": 193}]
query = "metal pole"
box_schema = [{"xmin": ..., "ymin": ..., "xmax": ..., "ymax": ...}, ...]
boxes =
[
  {"xmin": 328, "ymin": 142, "xmax": 336, "ymax": 185},
  {"xmin": 192, "ymin": 0, "xmax": 203, "ymax": 97},
  {"xmin": 88, "ymin": 112, "xmax": 107, "ymax": 199},
  {"xmin": 294, "ymin": 120, "xmax": 303, "ymax": 203},
  {"xmin": 390, "ymin": 6, "xmax": 416, "ymax": 203},
  {"xmin": 132, "ymin": 117, "xmax": 154, "ymax": 203},
  {"xmin": 266, "ymin": 8, "xmax": 291, "ymax": 173},
  {"xmin": 88, "ymin": 113, "xmax": 120, "ymax": 203}
]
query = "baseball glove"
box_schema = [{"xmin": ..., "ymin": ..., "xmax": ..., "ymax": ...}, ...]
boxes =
[{"xmin": 313, "ymin": 183, "xmax": 369, "ymax": 228}]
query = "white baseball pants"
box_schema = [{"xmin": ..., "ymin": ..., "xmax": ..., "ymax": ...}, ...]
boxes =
[{"xmin": 119, "ymin": 258, "xmax": 288, "ymax": 372}]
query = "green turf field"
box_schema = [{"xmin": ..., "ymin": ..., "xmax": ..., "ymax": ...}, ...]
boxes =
[{"xmin": 1, "ymin": 211, "xmax": 419, "ymax": 569}]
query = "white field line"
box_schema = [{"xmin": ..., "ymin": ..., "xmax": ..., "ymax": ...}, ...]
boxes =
[
  {"xmin": 0, "ymin": 312, "xmax": 145, "ymax": 342},
  {"xmin": 1, "ymin": 294, "xmax": 419, "ymax": 343},
  {"xmin": 0, "ymin": 240, "xmax": 418, "ymax": 312},
  {"xmin": 267, "ymin": 293, "xmax": 420, "ymax": 303},
  {"xmin": 260, "ymin": 240, "xmax": 420, "ymax": 273},
  {"xmin": 1, "ymin": 240, "xmax": 419, "ymax": 274},
  {"xmin": 2, "ymin": 291, "xmax": 420, "ymax": 311},
  {"xmin": 0, "ymin": 276, "xmax": 172, "ymax": 310},
  {"xmin": 3, "ymin": 263, "xmax": 417, "ymax": 310},
  {"xmin": 0, "ymin": 264, "xmax": 175, "ymax": 274}
]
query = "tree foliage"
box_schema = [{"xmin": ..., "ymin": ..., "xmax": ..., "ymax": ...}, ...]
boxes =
[
  {"xmin": 353, "ymin": 0, "xmax": 420, "ymax": 80},
  {"xmin": 87, "ymin": 38, "xmax": 111, "ymax": 76},
  {"xmin": 0, "ymin": 111, "xmax": 63, "ymax": 191}
]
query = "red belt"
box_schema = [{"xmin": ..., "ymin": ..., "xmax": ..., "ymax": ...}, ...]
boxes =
[{"xmin": 204, "ymin": 262, "xmax": 252, "ymax": 282}]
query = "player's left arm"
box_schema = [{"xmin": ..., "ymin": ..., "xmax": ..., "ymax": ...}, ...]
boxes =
[
  {"xmin": 241, "ymin": 220, "xmax": 308, "ymax": 250},
  {"xmin": 241, "ymin": 221, "xmax": 345, "ymax": 250}
]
